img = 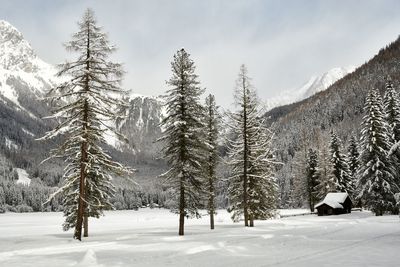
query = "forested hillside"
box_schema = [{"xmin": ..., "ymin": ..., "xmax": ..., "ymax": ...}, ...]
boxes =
[
  {"xmin": 2, "ymin": 17, "xmax": 400, "ymax": 213},
  {"xmin": 266, "ymin": 36, "xmax": 400, "ymax": 206}
]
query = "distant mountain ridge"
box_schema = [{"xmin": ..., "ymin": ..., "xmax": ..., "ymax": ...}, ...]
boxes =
[
  {"xmin": 114, "ymin": 93, "xmax": 164, "ymax": 155},
  {"xmin": 264, "ymin": 66, "xmax": 355, "ymax": 111},
  {"xmin": 1, "ymin": 19, "xmax": 398, "ymax": 207}
]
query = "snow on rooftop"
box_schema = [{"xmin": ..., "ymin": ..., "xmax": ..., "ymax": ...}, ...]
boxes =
[
  {"xmin": 324, "ymin": 192, "xmax": 349, "ymax": 203},
  {"xmin": 315, "ymin": 192, "xmax": 349, "ymax": 209}
]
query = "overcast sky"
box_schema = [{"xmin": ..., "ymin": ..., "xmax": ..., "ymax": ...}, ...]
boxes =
[{"xmin": 1, "ymin": 0, "xmax": 400, "ymax": 108}]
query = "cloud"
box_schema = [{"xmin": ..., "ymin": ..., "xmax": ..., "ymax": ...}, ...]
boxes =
[{"xmin": 1, "ymin": 0, "xmax": 400, "ymax": 108}]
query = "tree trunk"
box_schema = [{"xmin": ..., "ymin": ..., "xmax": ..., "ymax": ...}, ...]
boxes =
[
  {"xmin": 74, "ymin": 24, "xmax": 91, "ymax": 241},
  {"xmin": 242, "ymin": 77, "xmax": 249, "ymax": 227},
  {"xmin": 83, "ymin": 214, "xmax": 88, "ymax": 237},
  {"xmin": 310, "ymin": 196, "xmax": 314, "ymax": 212},
  {"xmin": 74, "ymin": 139, "xmax": 87, "ymax": 240},
  {"xmin": 210, "ymin": 208, "xmax": 215, "ymax": 230},
  {"xmin": 74, "ymin": 185, "xmax": 84, "ymax": 240},
  {"xmin": 249, "ymin": 215, "xmax": 254, "ymax": 227},
  {"xmin": 179, "ymin": 179, "xmax": 185, "ymax": 236},
  {"xmin": 209, "ymin": 167, "xmax": 215, "ymax": 230},
  {"xmin": 83, "ymin": 179, "xmax": 89, "ymax": 237}
]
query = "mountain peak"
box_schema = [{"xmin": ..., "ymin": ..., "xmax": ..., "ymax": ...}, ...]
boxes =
[
  {"xmin": 0, "ymin": 20, "xmax": 59, "ymax": 113},
  {"xmin": 0, "ymin": 20, "xmax": 36, "ymax": 71},
  {"xmin": 301, "ymin": 66, "xmax": 355, "ymax": 98},
  {"xmin": 264, "ymin": 66, "xmax": 356, "ymax": 111},
  {"xmin": 0, "ymin": 20, "xmax": 24, "ymax": 43}
]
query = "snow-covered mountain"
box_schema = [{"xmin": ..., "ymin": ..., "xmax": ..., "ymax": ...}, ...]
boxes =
[
  {"xmin": 264, "ymin": 66, "xmax": 356, "ymax": 111},
  {"xmin": 114, "ymin": 93, "xmax": 164, "ymax": 154},
  {"xmin": 0, "ymin": 20, "xmax": 166, "ymax": 180},
  {"xmin": 0, "ymin": 20, "xmax": 60, "ymax": 159},
  {"xmin": 0, "ymin": 20, "xmax": 59, "ymax": 118},
  {"xmin": 0, "ymin": 20, "xmax": 164, "ymax": 150}
]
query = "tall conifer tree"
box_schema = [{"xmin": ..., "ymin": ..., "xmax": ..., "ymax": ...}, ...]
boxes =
[
  {"xmin": 329, "ymin": 131, "xmax": 353, "ymax": 193},
  {"xmin": 159, "ymin": 48, "xmax": 205, "ymax": 236},
  {"xmin": 314, "ymin": 145, "xmax": 335, "ymax": 200},
  {"xmin": 204, "ymin": 94, "xmax": 219, "ymax": 230},
  {"xmin": 383, "ymin": 80, "xmax": 400, "ymax": 195},
  {"xmin": 40, "ymin": 9, "xmax": 131, "ymax": 240},
  {"xmin": 357, "ymin": 89, "xmax": 398, "ymax": 215},
  {"xmin": 383, "ymin": 80, "xmax": 400, "ymax": 143},
  {"xmin": 347, "ymin": 135, "xmax": 359, "ymax": 180},
  {"xmin": 306, "ymin": 148, "xmax": 319, "ymax": 212},
  {"xmin": 227, "ymin": 65, "xmax": 277, "ymax": 226},
  {"xmin": 247, "ymin": 124, "xmax": 278, "ymax": 226}
]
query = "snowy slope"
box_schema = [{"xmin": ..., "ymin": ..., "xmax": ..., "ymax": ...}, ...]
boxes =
[
  {"xmin": 0, "ymin": 20, "xmax": 163, "ymax": 157},
  {"xmin": 264, "ymin": 66, "xmax": 355, "ymax": 111},
  {"xmin": 111, "ymin": 93, "xmax": 165, "ymax": 152},
  {"xmin": 0, "ymin": 20, "xmax": 62, "ymax": 165},
  {"xmin": 104, "ymin": 93, "xmax": 165, "ymax": 151},
  {"xmin": 126, "ymin": 93, "xmax": 165, "ymax": 129},
  {"xmin": 0, "ymin": 210, "xmax": 398, "ymax": 267},
  {"xmin": 0, "ymin": 20, "xmax": 59, "ymax": 114},
  {"xmin": 14, "ymin": 168, "xmax": 31, "ymax": 186}
]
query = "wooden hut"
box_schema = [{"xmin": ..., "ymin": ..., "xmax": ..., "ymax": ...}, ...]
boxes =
[{"xmin": 315, "ymin": 192, "xmax": 352, "ymax": 216}]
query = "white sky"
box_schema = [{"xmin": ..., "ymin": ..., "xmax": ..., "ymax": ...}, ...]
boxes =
[{"xmin": 1, "ymin": 0, "xmax": 400, "ymax": 108}]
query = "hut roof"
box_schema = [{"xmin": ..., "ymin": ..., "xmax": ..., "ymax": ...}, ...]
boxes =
[{"xmin": 315, "ymin": 192, "xmax": 350, "ymax": 209}]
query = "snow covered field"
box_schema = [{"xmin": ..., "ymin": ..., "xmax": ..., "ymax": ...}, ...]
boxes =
[{"xmin": 0, "ymin": 209, "xmax": 399, "ymax": 267}]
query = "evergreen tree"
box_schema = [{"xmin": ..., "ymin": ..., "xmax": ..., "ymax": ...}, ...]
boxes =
[
  {"xmin": 314, "ymin": 145, "xmax": 336, "ymax": 200},
  {"xmin": 329, "ymin": 131, "xmax": 353, "ymax": 193},
  {"xmin": 347, "ymin": 135, "xmax": 359, "ymax": 180},
  {"xmin": 247, "ymin": 124, "xmax": 278, "ymax": 226},
  {"xmin": 226, "ymin": 64, "xmax": 277, "ymax": 226},
  {"xmin": 383, "ymin": 80, "xmax": 400, "ymax": 143},
  {"xmin": 357, "ymin": 89, "xmax": 398, "ymax": 215},
  {"xmin": 203, "ymin": 94, "xmax": 219, "ymax": 230},
  {"xmin": 347, "ymin": 135, "xmax": 361, "ymax": 206},
  {"xmin": 159, "ymin": 48, "xmax": 206, "ymax": 236},
  {"xmin": 290, "ymin": 148, "xmax": 308, "ymax": 208},
  {"xmin": 383, "ymin": 80, "xmax": 400, "ymax": 195},
  {"xmin": 226, "ymin": 64, "xmax": 257, "ymax": 226},
  {"xmin": 306, "ymin": 148, "xmax": 319, "ymax": 212},
  {"xmin": 39, "ymin": 9, "xmax": 131, "ymax": 240}
]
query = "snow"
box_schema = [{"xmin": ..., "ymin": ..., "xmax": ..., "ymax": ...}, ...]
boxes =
[
  {"xmin": 15, "ymin": 168, "xmax": 31, "ymax": 186},
  {"xmin": 21, "ymin": 127, "xmax": 35, "ymax": 137},
  {"xmin": 323, "ymin": 192, "xmax": 349, "ymax": 203},
  {"xmin": 130, "ymin": 93, "xmax": 165, "ymax": 126},
  {"xmin": 302, "ymin": 66, "xmax": 356, "ymax": 98},
  {"xmin": 264, "ymin": 66, "xmax": 355, "ymax": 111},
  {"xmin": 0, "ymin": 209, "xmax": 399, "ymax": 266},
  {"xmin": 103, "ymin": 129, "xmax": 120, "ymax": 150},
  {"xmin": 0, "ymin": 20, "xmax": 61, "ymax": 117},
  {"xmin": 278, "ymin": 209, "xmax": 310, "ymax": 216},
  {"xmin": 315, "ymin": 192, "xmax": 349, "ymax": 209},
  {"xmin": 129, "ymin": 93, "xmax": 163, "ymax": 102},
  {"xmin": 4, "ymin": 137, "xmax": 18, "ymax": 150}
]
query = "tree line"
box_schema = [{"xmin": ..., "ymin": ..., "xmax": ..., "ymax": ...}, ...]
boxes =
[
  {"xmin": 292, "ymin": 80, "xmax": 400, "ymax": 215},
  {"xmin": 158, "ymin": 50, "xmax": 278, "ymax": 235},
  {"xmin": 30, "ymin": 9, "xmax": 279, "ymax": 240}
]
